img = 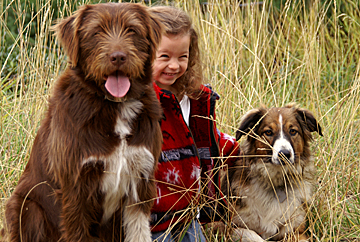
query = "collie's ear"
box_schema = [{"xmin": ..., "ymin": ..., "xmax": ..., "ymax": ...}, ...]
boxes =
[
  {"xmin": 296, "ymin": 108, "xmax": 323, "ymax": 136},
  {"xmin": 147, "ymin": 11, "xmax": 164, "ymax": 63},
  {"xmin": 236, "ymin": 108, "xmax": 266, "ymax": 141},
  {"xmin": 52, "ymin": 5, "xmax": 90, "ymax": 67}
]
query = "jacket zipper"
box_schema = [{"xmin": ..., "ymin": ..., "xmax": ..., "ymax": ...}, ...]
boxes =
[{"xmin": 172, "ymin": 94, "xmax": 202, "ymax": 167}]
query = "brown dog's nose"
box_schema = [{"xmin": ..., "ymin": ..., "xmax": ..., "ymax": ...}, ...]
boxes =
[{"xmin": 110, "ymin": 51, "xmax": 127, "ymax": 66}]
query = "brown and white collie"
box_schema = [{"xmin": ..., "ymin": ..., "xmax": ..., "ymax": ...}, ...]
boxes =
[
  {"xmin": 3, "ymin": 3, "xmax": 162, "ymax": 242},
  {"xmin": 221, "ymin": 103, "xmax": 322, "ymax": 241}
]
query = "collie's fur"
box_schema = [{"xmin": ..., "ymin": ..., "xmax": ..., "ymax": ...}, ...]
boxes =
[
  {"xmin": 3, "ymin": 3, "xmax": 162, "ymax": 242},
  {"xmin": 221, "ymin": 103, "xmax": 322, "ymax": 241}
]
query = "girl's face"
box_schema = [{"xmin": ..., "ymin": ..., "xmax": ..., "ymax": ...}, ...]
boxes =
[{"xmin": 152, "ymin": 34, "xmax": 190, "ymax": 94}]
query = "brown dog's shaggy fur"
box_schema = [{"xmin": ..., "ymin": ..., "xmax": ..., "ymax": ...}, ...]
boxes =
[
  {"xmin": 220, "ymin": 104, "xmax": 322, "ymax": 241},
  {"xmin": 3, "ymin": 3, "xmax": 162, "ymax": 242}
]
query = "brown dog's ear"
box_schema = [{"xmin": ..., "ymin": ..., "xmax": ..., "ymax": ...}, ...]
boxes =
[
  {"xmin": 295, "ymin": 108, "xmax": 323, "ymax": 136},
  {"xmin": 52, "ymin": 5, "xmax": 90, "ymax": 67},
  {"xmin": 147, "ymin": 11, "xmax": 164, "ymax": 62},
  {"xmin": 236, "ymin": 108, "xmax": 266, "ymax": 141}
]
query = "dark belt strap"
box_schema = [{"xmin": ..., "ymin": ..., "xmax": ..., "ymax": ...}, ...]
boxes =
[{"xmin": 150, "ymin": 211, "xmax": 176, "ymax": 226}]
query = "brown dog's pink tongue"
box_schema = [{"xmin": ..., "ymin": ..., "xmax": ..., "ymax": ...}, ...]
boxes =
[{"xmin": 105, "ymin": 73, "xmax": 130, "ymax": 98}]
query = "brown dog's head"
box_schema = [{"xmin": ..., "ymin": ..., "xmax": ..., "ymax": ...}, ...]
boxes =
[
  {"xmin": 236, "ymin": 103, "xmax": 323, "ymax": 167},
  {"xmin": 53, "ymin": 3, "xmax": 162, "ymax": 102}
]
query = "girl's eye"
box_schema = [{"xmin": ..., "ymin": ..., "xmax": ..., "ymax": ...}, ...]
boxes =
[
  {"xmin": 289, "ymin": 129, "xmax": 298, "ymax": 136},
  {"xmin": 160, "ymin": 54, "xmax": 169, "ymax": 58},
  {"xmin": 264, "ymin": 130, "xmax": 273, "ymax": 136}
]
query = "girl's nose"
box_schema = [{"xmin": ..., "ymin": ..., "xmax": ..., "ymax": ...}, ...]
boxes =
[{"xmin": 168, "ymin": 59, "xmax": 179, "ymax": 70}]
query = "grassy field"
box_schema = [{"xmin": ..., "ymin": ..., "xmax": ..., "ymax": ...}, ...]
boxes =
[{"xmin": 1, "ymin": 0, "xmax": 359, "ymax": 241}]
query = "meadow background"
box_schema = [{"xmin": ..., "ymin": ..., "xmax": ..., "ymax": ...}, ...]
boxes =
[{"xmin": 1, "ymin": 0, "xmax": 359, "ymax": 241}]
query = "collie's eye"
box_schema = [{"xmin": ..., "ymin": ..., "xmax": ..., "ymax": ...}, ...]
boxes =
[
  {"xmin": 289, "ymin": 129, "xmax": 298, "ymax": 136},
  {"xmin": 263, "ymin": 130, "xmax": 273, "ymax": 136}
]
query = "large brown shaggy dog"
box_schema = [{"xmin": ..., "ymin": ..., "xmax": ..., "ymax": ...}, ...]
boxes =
[
  {"xmin": 3, "ymin": 3, "xmax": 162, "ymax": 242},
  {"xmin": 221, "ymin": 104, "xmax": 322, "ymax": 241}
]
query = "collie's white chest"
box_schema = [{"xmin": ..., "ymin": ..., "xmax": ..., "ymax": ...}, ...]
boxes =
[{"xmin": 234, "ymin": 181, "xmax": 308, "ymax": 239}]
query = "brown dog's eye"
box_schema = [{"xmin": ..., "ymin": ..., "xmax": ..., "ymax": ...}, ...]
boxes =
[
  {"xmin": 263, "ymin": 130, "xmax": 273, "ymax": 136},
  {"xmin": 93, "ymin": 30, "xmax": 102, "ymax": 36},
  {"xmin": 127, "ymin": 28, "xmax": 136, "ymax": 34},
  {"xmin": 289, "ymin": 129, "xmax": 298, "ymax": 136}
]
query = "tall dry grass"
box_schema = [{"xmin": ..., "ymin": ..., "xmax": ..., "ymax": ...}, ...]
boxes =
[
  {"xmin": 185, "ymin": 0, "xmax": 360, "ymax": 240},
  {"xmin": 1, "ymin": 0, "xmax": 359, "ymax": 241}
]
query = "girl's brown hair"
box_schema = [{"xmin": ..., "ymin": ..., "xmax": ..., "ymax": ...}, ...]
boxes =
[{"xmin": 149, "ymin": 6, "xmax": 203, "ymax": 98}]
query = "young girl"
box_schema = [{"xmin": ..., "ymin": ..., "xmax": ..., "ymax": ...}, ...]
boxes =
[{"xmin": 149, "ymin": 6, "xmax": 239, "ymax": 241}]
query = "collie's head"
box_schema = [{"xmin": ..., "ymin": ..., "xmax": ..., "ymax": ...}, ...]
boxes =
[{"xmin": 236, "ymin": 103, "xmax": 322, "ymax": 183}]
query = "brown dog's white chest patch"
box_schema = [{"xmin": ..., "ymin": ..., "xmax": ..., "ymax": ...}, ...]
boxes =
[{"xmin": 82, "ymin": 100, "xmax": 154, "ymax": 222}]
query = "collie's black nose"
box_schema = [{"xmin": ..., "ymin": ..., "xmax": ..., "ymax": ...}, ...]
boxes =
[{"xmin": 278, "ymin": 149, "xmax": 291, "ymax": 164}]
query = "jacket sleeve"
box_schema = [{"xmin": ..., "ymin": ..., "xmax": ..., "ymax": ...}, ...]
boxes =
[
  {"xmin": 217, "ymin": 129, "xmax": 240, "ymax": 167},
  {"xmin": 207, "ymin": 85, "xmax": 240, "ymax": 168}
]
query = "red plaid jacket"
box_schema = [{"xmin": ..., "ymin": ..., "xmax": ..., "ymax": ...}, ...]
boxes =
[{"xmin": 151, "ymin": 83, "xmax": 239, "ymax": 232}]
